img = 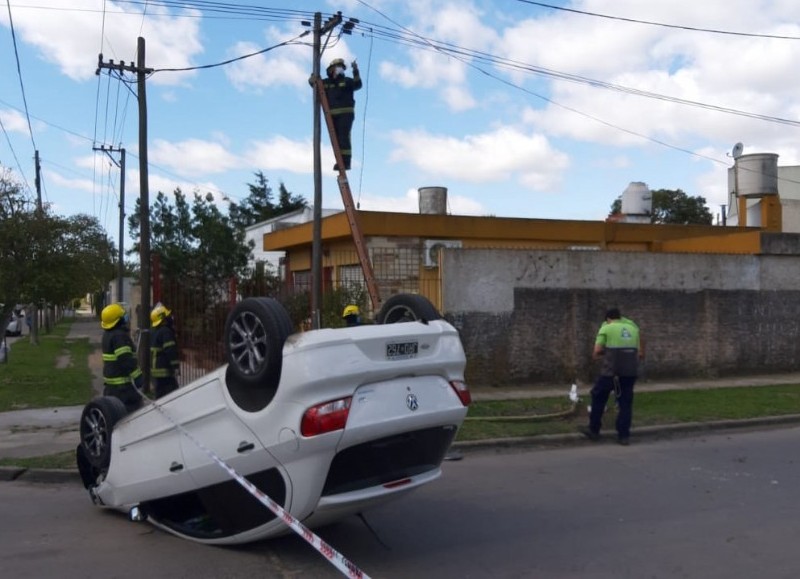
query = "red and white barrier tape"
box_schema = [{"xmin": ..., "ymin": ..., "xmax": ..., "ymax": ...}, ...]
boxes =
[{"xmin": 133, "ymin": 383, "xmax": 370, "ymax": 579}]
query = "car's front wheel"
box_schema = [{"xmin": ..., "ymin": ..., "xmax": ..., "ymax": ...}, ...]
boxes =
[{"xmin": 79, "ymin": 396, "xmax": 128, "ymax": 471}]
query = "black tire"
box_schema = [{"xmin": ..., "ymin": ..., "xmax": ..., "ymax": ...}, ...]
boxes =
[
  {"xmin": 376, "ymin": 294, "xmax": 442, "ymax": 324},
  {"xmin": 79, "ymin": 396, "xmax": 128, "ymax": 471},
  {"xmin": 224, "ymin": 298, "xmax": 289, "ymax": 389},
  {"xmin": 255, "ymin": 297, "xmax": 294, "ymax": 339}
]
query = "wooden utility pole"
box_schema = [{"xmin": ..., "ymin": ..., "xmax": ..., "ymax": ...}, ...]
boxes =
[
  {"xmin": 34, "ymin": 150, "xmax": 41, "ymax": 212},
  {"xmin": 96, "ymin": 37, "xmax": 152, "ymax": 391},
  {"xmin": 312, "ymin": 12, "xmax": 323, "ymax": 330},
  {"xmin": 93, "ymin": 145, "xmax": 126, "ymax": 302},
  {"xmin": 310, "ymin": 12, "xmax": 380, "ymax": 316}
]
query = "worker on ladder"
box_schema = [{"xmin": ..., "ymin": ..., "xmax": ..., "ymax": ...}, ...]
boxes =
[{"xmin": 323, "ymin": 57, "xmax": 361, "ymax": 171}]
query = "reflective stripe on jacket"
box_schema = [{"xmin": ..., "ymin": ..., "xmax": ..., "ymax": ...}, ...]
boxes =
[
  {"xmin": 102, "ymin": 326, "xmax": 142, "ymax": 387},
  {"xmin": 151, "ymin": 324, "xmax": 179, "ymax": 378},
  {"xmin": 322, "ymin": 72, "xmax": 362, "ymax": 114}
]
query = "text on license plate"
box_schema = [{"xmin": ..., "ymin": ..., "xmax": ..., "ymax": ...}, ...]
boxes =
[{"xmin": 386, "ymin": 341, "xmax": 418, "ymax": 360}]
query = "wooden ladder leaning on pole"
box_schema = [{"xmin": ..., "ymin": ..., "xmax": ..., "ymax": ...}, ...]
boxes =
[{"xmin": 314, "ymin": 78, "xmax": 382, "ymax": 313}]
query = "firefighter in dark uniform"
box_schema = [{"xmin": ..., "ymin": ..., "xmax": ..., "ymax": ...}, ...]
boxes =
[
  {"xmin": 150, "ymin": 303, "xmax": 180, "ymax": 399},
  {"xmin": 580, "ymin": 308, "xmax": 644, "ymax": 445},
  {"xmin": 323, "ymin": 57, "xmax": 362, "ymax": 171},
  {"xmin": 342, "ymin": 304, "xmax": 361, "ymax": 327},
  {"xmin": 100, "ymin": 303, "xmax": 143, "ymax": 413}
]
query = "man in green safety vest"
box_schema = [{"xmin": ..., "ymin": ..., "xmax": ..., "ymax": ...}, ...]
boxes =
[
  {"xmin": 580, "ymin": 307, "xmax": 644, "ymax": 445},
  {"xmin": 100, "ymin": 303, "xmax": 143, "ymax": 413}
]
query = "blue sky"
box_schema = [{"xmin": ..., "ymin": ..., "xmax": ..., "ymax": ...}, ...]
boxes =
[{"xmin": 2, "ymin": 0, "xmax": 800, "ymax": 250}]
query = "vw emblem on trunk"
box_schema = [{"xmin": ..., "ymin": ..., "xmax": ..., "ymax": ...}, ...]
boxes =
[{"xmin": 406, "ymin": 393, "xmax": 419, "ymax": 411}]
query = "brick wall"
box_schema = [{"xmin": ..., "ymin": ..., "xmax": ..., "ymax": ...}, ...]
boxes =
[{"xmin": 443, "ymin": 248, "xmax": 800, "ymax": 387}]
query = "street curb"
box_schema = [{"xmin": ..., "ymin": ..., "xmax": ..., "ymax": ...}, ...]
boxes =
[
  {"xmin": 0, "ymin": 466, "xmax": 26, "ymax": 481},
  {"xmin": 0, "ymin": 465, "xmax": 81, "ymax": 484},
  {"xmin": 18, "ymin": 468, "xmax": 83, "ymax": 484}
]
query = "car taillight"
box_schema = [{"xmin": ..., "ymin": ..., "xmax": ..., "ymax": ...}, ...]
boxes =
[
  {"xmin": 449, "ymin": 380, "xmax": 471, "ymax": 406},
  {"xmin": 301, "ymin": 396, "xmax": 352, "ymax": 437}
]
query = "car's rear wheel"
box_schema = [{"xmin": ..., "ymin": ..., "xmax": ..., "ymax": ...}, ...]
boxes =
[
  {"xmin": 79, "ymin": 396, "xmax": 128, "ymax": 471},
  {"xmin": 224, "ymin": 297, "xmax": 289, "ymax": 389},
  {"xmin": 376, "ymin": 294, "xmax": 442, "ymax": 324},
  {"xmin": 224, "ymin": 298, "xmax": 290, "ymax": 412}
]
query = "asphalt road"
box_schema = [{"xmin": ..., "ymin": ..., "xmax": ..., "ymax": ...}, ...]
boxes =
[{"xmin": 2, "ymin": 425, "xmax": 799, "ymax": 578}]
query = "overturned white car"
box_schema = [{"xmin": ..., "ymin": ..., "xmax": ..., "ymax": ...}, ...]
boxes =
[{"xmin": 77, "ymin": 295, "xmax": 470, "ymax": 544}]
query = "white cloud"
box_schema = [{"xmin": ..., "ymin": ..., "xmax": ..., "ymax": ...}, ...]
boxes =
[
  {"xmin": 0, "ymin": 109, "xmax": 29, "ymax": 134},
  {"xmin": 247, "ymin": 136, "xmax": 331, "ymax": 174},
  {"xmin": 378, "ymin": 0, "xmax": 497, "ymax": 111},
  {"xmin": 389, "ymin": 126, "xmax": 569, "ymax": 191},
  {"xmin": 358, "ymin": 187, "xmax": 485, "ymax": 215},
  {"xmin": 505, "ymin": 0, "xmax": 800, "ymax": 157},
  {"xmin": 224, "ymin": 33, "xmax": 311, "ymax": 92},
  {"xmin": 1, "ymin": 0, "xmax": 203, "ymax": 85},
  {"xmin": 149, "ymin": 138, "xmax": 241, "ymax": 175}
]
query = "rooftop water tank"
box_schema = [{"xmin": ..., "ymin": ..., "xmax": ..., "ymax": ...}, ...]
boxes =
[
  {"xmin": 735, "ymin": 153, "xmax": 779, "ymax": 197},
  {"xmin": 621, "ymin": 182, "xmax": 652, "ymax": 223},
  {"xmin": 418, "ymin": 186, "xmax": 448, "ymax": 215}
]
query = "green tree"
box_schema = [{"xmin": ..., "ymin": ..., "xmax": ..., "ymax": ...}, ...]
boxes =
[
  {"xmin": 0, "ymin": 167, "xmax": 115, "ymax": 337},
  {"xmin": 129, "ymin": 188, "xmax": 251, "ymax": 282},
  {"xmin": 610, "ymin": 188, "xmax": 713, "ymax": 225},
  {"xmin": 228, "ymin": 171, "xmax": 307, "ymax": 229},
  {"xmin": 0, "ymin": 169, "xmax": 34, "ymax": 325}
]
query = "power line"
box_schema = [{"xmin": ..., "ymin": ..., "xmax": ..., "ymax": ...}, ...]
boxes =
[
  {"xmin": 351, "ymin": 1, "xmax": 743, "ymax": 171},
  {"xmin": 355, "ymin": 18, "xmax": 800, "ymax": 129},
  {"xmin": 5, "ymin": 1, "xmax": 37, "ymax": 151},
  {"xmin": 149, "ymin": 32, "xmax": 308, "ymax": 74},
  {"xmin": 0, "ymin": 114, "xmax": 33, "ymax": 193},
  {"xmin": 516, "ymin": 1, "xmax": 800, "ymax": 40}
]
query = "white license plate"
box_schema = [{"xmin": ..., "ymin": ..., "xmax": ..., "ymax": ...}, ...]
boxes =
[{"xmin": 386, "ymin": 341, "xmax": 418, "ymax": 360}]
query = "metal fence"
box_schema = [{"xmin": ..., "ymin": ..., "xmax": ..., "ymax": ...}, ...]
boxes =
[{"xmin": 155, "ymin": 246, "xmax": 442, "ymax": 384}]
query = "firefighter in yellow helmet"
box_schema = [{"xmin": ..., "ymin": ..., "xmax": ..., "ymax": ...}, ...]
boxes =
[
  {"xmin": 100, "ymin": 303, "xmax": 143, "ymax": 413},
  {"xmin": 323, "ymin": 57, "xmax": 361, "ymax": 171},
  {"xmin": 150, "ymin": 303, "xmax": 180, "ymax": 398},
  {"xmin": 342, "ymin": 304, "xmax": 361, "ymax": 327}
]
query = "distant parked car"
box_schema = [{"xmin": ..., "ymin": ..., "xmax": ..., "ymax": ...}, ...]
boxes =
[
  {"xmin": 5, "ymin": 308, "xmax": 24, "ymax": 337},
  {"xmin": 77, "ymin": 294, "xmax": 471, "ymax": 545}
]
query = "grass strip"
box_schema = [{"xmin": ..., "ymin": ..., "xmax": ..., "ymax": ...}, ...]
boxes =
[
  {"xmin": 0, "ymin": 320, "xmax": 94, "ymax": 412},
  {"xmin": 456, "ymin": 384, "xmax": 800, "ymax": 441}
]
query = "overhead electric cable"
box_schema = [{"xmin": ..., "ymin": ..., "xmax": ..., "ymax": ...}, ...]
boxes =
[
  {"xmin": 150, "ymin": 32, "xmax": 308, "ymax": 74},
  {"xmin": 5, "ymin": 1, "xmax": 37, "ymax": 151},
  {"xmin": 352, "ymin": 0, "xmax": 753, "ymax": 171},
  {"xmin": 355, "ymin": 19, "xmax": 800, "ymax": 128},
  {"xmin": 516, "ymin": 1, "xmax": 800, "ymax": 40},
  {"xmin": 0, "ymin": 115, "xmax": 33, "ymax": 193}
]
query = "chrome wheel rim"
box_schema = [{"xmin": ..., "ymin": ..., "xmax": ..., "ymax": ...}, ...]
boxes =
[{"xmin": 228, "ymin": 311, "xmax": 268, "ymax": 375}]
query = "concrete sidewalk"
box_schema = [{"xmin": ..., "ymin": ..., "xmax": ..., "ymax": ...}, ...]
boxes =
[{"xmin": 0, "ymin": 311, "xmax": 104, "ymax": 463}]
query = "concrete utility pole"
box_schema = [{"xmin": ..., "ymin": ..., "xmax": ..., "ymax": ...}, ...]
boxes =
[
  {"xmin": 96, "ymin": 36, "xmax": 153, "ymax": 391},
  {"xmin": 93, "ymin": 145, "xmax": 126, "ymax": 302},
  {"xmin": 310, "ymin": 12, "xmax": 342, "ymax": 330}
]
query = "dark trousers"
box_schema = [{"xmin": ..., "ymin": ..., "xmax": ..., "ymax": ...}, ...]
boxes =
[
  {"xmin": 332, "ymin": 112, "xmax": 354, "ymax": 168},
  {"xmin": 103, "ymin": 383, "xmax": 142, "ymax": 414},
  {"xmin": 588, "ymin": 375, "xmax": 636, "ymax": 438},
  {"xmin": 154, "ymin": 377, "xmax": 179, "ymax": 399}
]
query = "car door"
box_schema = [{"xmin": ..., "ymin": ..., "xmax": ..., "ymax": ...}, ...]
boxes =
[{"xmin": 176, "ymin": 374, "xmax": 286, "ymax": 492}]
